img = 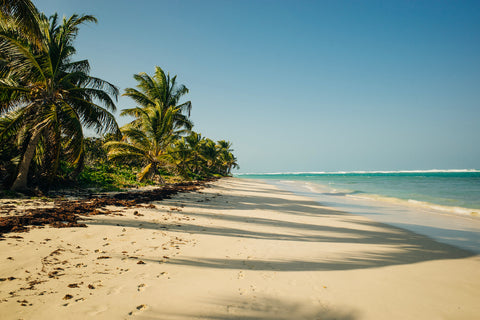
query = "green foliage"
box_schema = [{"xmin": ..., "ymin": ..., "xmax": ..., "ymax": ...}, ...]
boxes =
[
  {"xmin": 110, "ymin": 66, "xmax": 239, "ymax": 183},
  {"xmin": 122, "ymin": 66, "xmax": 193, "ymax": 132},
  {"xmin": 167, "ymin": 131, "xmax": 239, "ymax": 179},
  {"xmin": 78, "ymin": 135, "xmax": 154, "ymax": 191},
  {"xmin": 0, "ymin": 130, "xmax": 19, "ymax": 188},
  {"xmin": 84, "ymin": 137, "xmax": 108, "ymax": 166},
  {"xmin": 0, "ymin": 9, "xmax": 119, "ymax": 190},
  {"xmin": 105, "ymin": 105, "xmax": 181, "ymax": 183},
  {"xmin": 77, "ymin": 163, "xmax": 153, "ymax": 191},
  {"xmin": 106, "ymin": 67, "xmax": 197, "ymax": 184},
  {"xmin": 0, "ymin": 0, "xmax": 238, "ymax": 192}
]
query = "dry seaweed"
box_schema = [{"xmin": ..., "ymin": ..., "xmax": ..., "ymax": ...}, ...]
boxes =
[{"xmin": 0, "ymin": 181, "xmax": 210, "ymax": 236}]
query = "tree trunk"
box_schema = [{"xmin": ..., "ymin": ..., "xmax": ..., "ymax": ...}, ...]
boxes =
[
  {"xmin": 11, "ymin": 127, "xmax": 42, "ymax": 191},
  {"xmin": 49, "ymin": 128, "xmax": 61, "ymax": 184},
  {"xmin": 69, "ymin": 151, "xmax": 85, "ymax": 179}
]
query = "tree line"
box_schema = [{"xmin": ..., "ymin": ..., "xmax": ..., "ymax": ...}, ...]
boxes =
[{"xmin": 0, "ymin": 0, "xmax": 238, "ymax": 192}]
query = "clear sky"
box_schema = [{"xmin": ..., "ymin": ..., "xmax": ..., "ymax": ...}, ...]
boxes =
[{"xmin": 35, "ymin": 0, "xmax": 480, "ymax": 173}]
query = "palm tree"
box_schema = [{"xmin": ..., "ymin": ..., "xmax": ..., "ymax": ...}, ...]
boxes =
[
  {"xmin": 0, "ymin": 13, "xmax": 119, "ymax": 190},
  {"xmin": 0, "ymin": 113, "xmax": 20, "ymax": 187},
  {"xmin": 199, "ymin": 138, "xmax": 220, "ymax": 174},
  {"xmin": 0, "ymin": 0, "xmax": 41, "ymax": 47},
  {"xmin": 221, "ymin": 150, "xmax": 239, "ymax": 175},
  {"xmin": 168, "ymin": 137, "xmax": 193, "ymax": 179},
  {"xmin": 105, "ymin": 105, "xmax": 181, "ymax": 182},
  {"xmin": 122, "ymin": 66, "xmax": 192, "ymax": 131},
  {"xmin": 216, "ymin": 140, "xmax": 238, "ymax": 175},
  {"xmin": 168, "ymin": 133, "xmax": 238, "ymax": 178},
  {"xmin": 184, "ymin": 131, "xmax": 205, "ymax": 175}
]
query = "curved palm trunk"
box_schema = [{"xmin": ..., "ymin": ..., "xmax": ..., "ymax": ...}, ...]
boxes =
[
  {"xmin": 11, "ymin": 126, "xmax": 43, "ymax": 191},
  {"xmin": 70, "ymin": 152, "xmax": 85, "ymax": 179}
]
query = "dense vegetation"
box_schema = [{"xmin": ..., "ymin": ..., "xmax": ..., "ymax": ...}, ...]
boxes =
[{"xmin": 0, "ymin": 0, "xmax": 238, "ymax": 193}]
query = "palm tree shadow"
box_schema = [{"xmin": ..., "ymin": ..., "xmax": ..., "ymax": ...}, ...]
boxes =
[
  {"xmin": 164, "ymin": 295, "xmax": 359, "ymax": 320},
  {"xmin": 85, "ymin": 179, "xmax": 476, "ymax": 272}
]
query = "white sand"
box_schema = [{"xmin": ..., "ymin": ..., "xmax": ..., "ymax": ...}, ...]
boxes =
[{"xmin": 1, "ymin": 178, "xmax": 479, "ymax": 319}]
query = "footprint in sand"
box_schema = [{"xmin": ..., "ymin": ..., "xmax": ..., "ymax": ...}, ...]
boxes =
[
  {"xmin": 88, "ymin": 305, "xmax": 108, "ymax": 316},
  {"xmin": 261, "ymin": 272, "xmax": 275, "ymax": 280},
  {"xmin": 107, "ymin": 285, "xmax": 124, "ymax": 295},
  {"xmin": 137, "ymin": 283, "xmax": 146, "ymax": 292},
  {"xmin": 128, "ymin": 304, "xmax": 148, "ymax": 316}
]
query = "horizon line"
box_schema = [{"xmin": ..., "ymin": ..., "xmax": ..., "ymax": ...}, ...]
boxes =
[{"xmin": 235, "ymin": 169, "xmax": 480, "ymax": 175}]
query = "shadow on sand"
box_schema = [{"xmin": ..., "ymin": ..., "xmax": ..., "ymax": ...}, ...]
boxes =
[
  {"xmin": 163, "ymin": 296, "xmax": 359, "ymax": 320},
  {"xmin": 86, "ymin": 179, "xmax": 475, "ymax": 273}
]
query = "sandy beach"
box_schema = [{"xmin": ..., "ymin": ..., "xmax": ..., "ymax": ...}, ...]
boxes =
[{"xmin": 1, "ymin": 177, "xmax": 479, "ymax": 319}]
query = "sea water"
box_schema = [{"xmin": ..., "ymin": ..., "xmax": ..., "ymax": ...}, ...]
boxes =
[{"xmin": 237, "ymin": 170, "xmax": 480, "ymax": 253}]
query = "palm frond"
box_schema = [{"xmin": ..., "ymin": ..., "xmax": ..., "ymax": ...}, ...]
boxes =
[
  {"xmin": 69, "ymin": 87, "xmax": 117, "ymax": 111},
  {"xmin": 123, "ymin": 87, "xmax": 154, "ymax": 108},
  {"xmin": 0, "ymin": 0, "xmax": 42, "ymax": 47},
  {"xmin": 0, "ymin": 32, "xmax": 45, "ymax": 81},
  {"xmin": 68, "ymin": 96, "xmax": 119, "ymax": 135}
]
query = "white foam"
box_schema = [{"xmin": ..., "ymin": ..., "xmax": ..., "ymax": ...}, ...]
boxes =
[
  {"xmin": 406, "ymin": 199, "xmax": 480, "ymax": 216},
  {"xmin": 266, "ymin": 179, "xmax": 480, "ymax": 253},
  {"xmin": 346, "ymin": 193, "xmax": 480, "ymax": 217},
  {"xmin": 236, "ymin": 169, "xmax": 479, "ymax": 176},
  {"xmin": 271, "ymin": 179, "xmax": 480, "ymax": 218}
]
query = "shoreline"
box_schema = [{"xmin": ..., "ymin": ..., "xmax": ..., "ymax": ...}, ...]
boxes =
[
  {"xmin": 1, "ymin": 177, "xmax": 479, "ymax": 319},
  {"xmin": 263, "ymin": 178, "xmax": 480, "ymax": 254},
  {"xmin": 236, "ymin": 172, "xmax": 480, "ymax": 216}
]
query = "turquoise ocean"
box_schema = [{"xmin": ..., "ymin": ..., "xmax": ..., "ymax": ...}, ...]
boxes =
[
  {"xmin": 237, "ymin": 170, "xmax": 480, "ymax": 253},
  {"xmin": 238, "ymin": 170, "xmax": 480, "ymax": 214}
]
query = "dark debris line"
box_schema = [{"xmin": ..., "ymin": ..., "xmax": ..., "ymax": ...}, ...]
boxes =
[{"xmin": 0, "ymin": 180, "xmax": 211, "ymax": 236}]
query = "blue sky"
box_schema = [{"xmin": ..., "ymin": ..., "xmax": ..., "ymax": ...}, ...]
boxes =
[{"xmin": 35, "ymin": 0, "xmax": 480, "ymax": 172}]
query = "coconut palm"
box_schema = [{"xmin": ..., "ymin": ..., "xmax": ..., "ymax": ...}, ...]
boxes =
[
  {"xmin": 183, "ymin": 131, "xmax": 205, "ymax": 175},
  {"xmin": 221, "ymin": 151, "xmax": 239, "ymax": 175},
  {"xmin": 0, "ymin": 113, "xmax": 21, "ymax": 187},
  {"xmin": 0, "ymin": 0, "xmax": 41, "ymax": 47},
  {"xmin": 122, "ymin": 66, "xmax": 192, "ymax": 131},
  {"xmin": 198, "ymin": 138, "xmax": 220, "ymax": 174},
  {"xmin": 167, "ymin": 137, "xmax": 193, "ymax": 179},
  {"xmin": 105, "ymin": 105, "xmax": 181, "ymax": 182},
  {"xmin": 0, "ymin": 13, "xmax": 119, "ymax": 190},
  {"xmin": 168, "ymin": 133, "xmax": 238, "ymax": 178},
  {"xmin": 216, "ymin": 140, "xmax": 238, "ymax": 175}
]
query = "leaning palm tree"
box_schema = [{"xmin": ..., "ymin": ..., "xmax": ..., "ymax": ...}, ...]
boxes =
[
  {"xmin": 122, "ymin": 66, "xmax": 193, "ymax": 131},
  {"xmin": 0, "ymin": 13, "xmax": 119, "ymax": 190},
  {"xmin": 220, "ymin": 150, "xmax": 239, "ymax": 175},
  {"xmin": 105, "ymin": 105, "xmax": 181, "ymax": 182},
  {"xmin": 216, "ymin": 140, "xmax": 238, "ymax": 175}
]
